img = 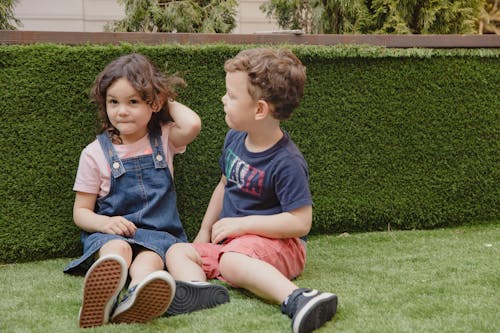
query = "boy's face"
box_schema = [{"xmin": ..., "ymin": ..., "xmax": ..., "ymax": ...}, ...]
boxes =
[{"xmin": 221, "ymin": 71, "xmax": 258, "ymax": 131}]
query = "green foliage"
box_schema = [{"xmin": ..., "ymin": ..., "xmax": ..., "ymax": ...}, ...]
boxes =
[
  {"xmin": 478, "ymin": 0, "xmax": 500, "ymax": 34},
  {"xmin": 0, "ymin": 44, "xmax": 499, "ymax": 264},
  {"xmin": 261, "ymin": 0, "xmax": 484, "ymax": 33},
  {"xmin": 260, "ymin": 0, "xmax": 319, "ymax": 33},
  {"xmin": 106, "ymin": 0, "xmax": 237, "ymax": 33},
  {"xmin": 319, "ymin": 0, "xmax": 372, "ymax": 34},
  {"xmin": 368, "ymin": 0, "xmax": 483, "ymax": 34},
  {"xmin": 0, "ymin": 0, "xmax": 21, "ymax": 30}
]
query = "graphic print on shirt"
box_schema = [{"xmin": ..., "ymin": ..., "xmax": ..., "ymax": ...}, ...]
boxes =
[{"xmin": 224, "ymin": 149, "xmax": 264, "ymax": 197}]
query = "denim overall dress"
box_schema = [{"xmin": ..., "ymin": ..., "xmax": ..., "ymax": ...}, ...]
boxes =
[{"xmin": 64, "ymin": 131, "xmax": 187, "ymax": 275}]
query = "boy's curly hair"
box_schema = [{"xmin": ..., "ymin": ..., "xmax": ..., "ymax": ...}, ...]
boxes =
[
  {"xmin": 224, "ymin": 48, "xmax": 306, "ymax": 120},
  {"xmin": 90, "ymin": 53, "xmax": 185, "ymax": 143}
]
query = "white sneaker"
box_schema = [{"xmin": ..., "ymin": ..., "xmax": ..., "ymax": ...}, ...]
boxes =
[
  {"xmin": 78, "ymin": 254, "xmax": 127, "ymax": 328},
  {"xmin": 111, "ymin": 270, "xmax": 175, "ymax": 324}
]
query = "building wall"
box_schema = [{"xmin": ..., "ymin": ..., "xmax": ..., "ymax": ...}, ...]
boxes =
[
  {"xmin": 234, "ymin": 0, "xmax": 278, "ymax": 33},
  {"xmin": 14, "ymin": 0, "xmax": 278, "ymax": 33}
]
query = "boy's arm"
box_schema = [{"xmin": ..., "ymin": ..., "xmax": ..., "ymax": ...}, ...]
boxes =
[
  {"xmin": 73, "ymin": 191, "xmax": 136, "ymax": 237},
  {"xmin": 167, "ymin": 101, "xmax": 202, "ymax": 148},
  {"xmin": 193, "ymin": 175, "xmax": 227, "ymax": 243},
  {"xmin": 210, "ymin": 205, "xmax": 312, "ymax": 244}
]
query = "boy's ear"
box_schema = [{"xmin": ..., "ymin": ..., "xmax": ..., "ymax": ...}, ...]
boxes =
[{"xmin": 255, "ymin": 99, "xmax": 271, "ymax": 120}]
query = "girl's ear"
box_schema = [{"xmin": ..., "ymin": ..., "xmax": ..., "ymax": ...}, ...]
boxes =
[
  {"xmin": 255, "ymin": 99, "xmax": 271, "ymax": 120},
  {"xmin": 152, "ymin": 97, "xmax": 165, "ymax": 113}
]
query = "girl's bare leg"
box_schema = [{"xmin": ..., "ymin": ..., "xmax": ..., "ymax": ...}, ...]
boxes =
[
  {"xmin": 99, "ymin": 239, "xmax": 133, "ymax": 266},
  {"xmin": 128, "ymin": 250, "xmax": 164, "ymax": 287}
]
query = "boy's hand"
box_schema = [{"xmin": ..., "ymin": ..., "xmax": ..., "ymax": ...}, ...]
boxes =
[
  {"xmin": 211, "ymin": 217, "xmax": 246, "ymax": 244},
  {"xmin": 101, "ymin": 216, "xmax": 137, "ymax": 237}
]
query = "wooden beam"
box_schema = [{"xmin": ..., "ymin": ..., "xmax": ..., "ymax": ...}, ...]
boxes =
[{"xmin": 1, "ymin": 30, "xmax": 499, "ymax": 48}]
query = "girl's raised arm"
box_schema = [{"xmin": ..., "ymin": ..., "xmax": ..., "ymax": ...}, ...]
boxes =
[{"xmin": 167, "ymin": 100, "xmax": 202, "ymax": 148}]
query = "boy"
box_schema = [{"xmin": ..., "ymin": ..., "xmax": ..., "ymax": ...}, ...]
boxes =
[{"xmin": 165, "ymin": 48, "xmax": 337, "ymax": 333}]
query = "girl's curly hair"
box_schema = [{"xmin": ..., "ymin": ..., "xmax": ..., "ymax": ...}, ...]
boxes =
[{"xmin": 90, "ymin": 53, "xmax": 185, "ymax": 143}]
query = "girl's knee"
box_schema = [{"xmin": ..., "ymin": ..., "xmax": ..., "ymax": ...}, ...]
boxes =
[
  {"xmin": 99, "ymin": 239, "xmax": 132, "ymax": 262},
  {"xmin": 131, "ymin": 249, "xmax": 164, "ymax": 271}
]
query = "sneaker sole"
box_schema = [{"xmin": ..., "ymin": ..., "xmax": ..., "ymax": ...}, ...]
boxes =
[
  {"xmin": 293, "ymin": 293, "xmax": 338, "ymax": 333},
  {"xmin": 79, "ymin": 255, "xmax": 127, "ymax": 328},
  {"xmin": 111, "ymin": 271, "xmax": 175, "ymax": 324},
  {"xmin": 166, "ymin": 281, "xmax": 230, "ymax": 316}
]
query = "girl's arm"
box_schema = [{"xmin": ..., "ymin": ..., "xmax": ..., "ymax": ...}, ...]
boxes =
[
  {"xmin": 73, "ymin": 191, "xmax": 137, "ymax": 237},
  {"xmin": 193, "ymin": 175, "xmax": 226, "ymax": 243},
  {"xmin": 167, "ymin": 101, "xmax": 202, "ymax": 148}
]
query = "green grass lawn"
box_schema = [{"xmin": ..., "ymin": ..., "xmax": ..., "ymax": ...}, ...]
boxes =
[{"xmin": 1, "ymin": 222, "xmax": 499, "ymax": 333}]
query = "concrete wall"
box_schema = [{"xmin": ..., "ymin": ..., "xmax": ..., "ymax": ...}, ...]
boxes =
[{"xmin": 14, "ymin": 0, "xmax": 278, "ymax": 33}]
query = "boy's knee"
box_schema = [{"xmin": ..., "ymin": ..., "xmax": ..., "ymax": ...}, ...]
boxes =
[
  {"xmin": 166, "ymin": 242, "xmax": 188, "ymax": 256},
  {"xmin": 166, "ymin": 243, "xmax": 198, "ymax": 265},
  {"xmin": 219, "ymin": 252, "xmax": 245, "ymax": 283}
]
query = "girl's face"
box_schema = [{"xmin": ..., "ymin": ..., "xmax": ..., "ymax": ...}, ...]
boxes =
[
  {"xmin": 221, "ymin": 71, "xmax": 258, "ymax": 131},
  {"xmin": 106, "ymin": 78, "xmax": 154, "ymax": 144}
]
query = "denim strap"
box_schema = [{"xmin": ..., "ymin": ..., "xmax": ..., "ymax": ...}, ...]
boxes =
[
  {"xmin": 97, "ymin": 133, "xmax": 126, "ymax": 179},
  {"xmin": 149, "ymin": 133, "xmax": 167, "ymax": 169}
]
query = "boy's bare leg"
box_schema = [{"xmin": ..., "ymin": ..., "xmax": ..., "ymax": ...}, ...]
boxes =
[
  {"xmin": 219, "ymin": 251, "xmax": 337, "ymax": 333},
  {"xmin": 164, "ymin": 243, "xmax": 230, "ymax": 315},
  {"xmin": 165, "ymin": 243, "xmax": 208, "ymax": 281},
  {"xmin": 219, "ymin": 251, "xmax": 296, "ymax": 304}
]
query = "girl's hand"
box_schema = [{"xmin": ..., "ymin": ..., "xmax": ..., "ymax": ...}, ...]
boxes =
[
  {"xmin": 211, "ymin": 217, "xmax": 246, "ymax": 244},
  {"xmin": 101, "ymin": 216, "xmax": 137, "ymax": 237}
]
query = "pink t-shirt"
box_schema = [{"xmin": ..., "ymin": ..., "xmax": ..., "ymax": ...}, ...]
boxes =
[{"xmin": 73, "ymin": 123, "xmax": 185, "ymax": 198}]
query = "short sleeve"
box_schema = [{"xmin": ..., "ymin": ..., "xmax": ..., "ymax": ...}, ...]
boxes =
[
  {"xmin": 274, "ymin": 154, "xmax": 313, "ymax": 212},
  {"xmin": 73, "ymin": 143, "xmax": 104, "ymax": 195}
]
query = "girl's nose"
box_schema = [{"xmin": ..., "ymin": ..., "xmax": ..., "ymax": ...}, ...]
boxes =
[{"xmin": 117, "ymin": 104, "xmax": 128, "ymax": 116}]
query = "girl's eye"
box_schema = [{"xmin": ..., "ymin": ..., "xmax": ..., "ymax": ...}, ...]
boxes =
[
  {"xmin": 108, "ymin": 99, "xmax": 118, "ymax": 104},
  {"xmin": 130, "ymin": 99, "xmax": 139, "ymax": 104}
]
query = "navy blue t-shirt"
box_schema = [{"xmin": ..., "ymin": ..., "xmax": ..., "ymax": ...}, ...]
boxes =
[{"xmin": 219, "ymin": 129, "xmax": 313, "ymax": 220}]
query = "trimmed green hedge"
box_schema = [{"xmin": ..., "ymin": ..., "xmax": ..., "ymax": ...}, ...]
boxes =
[{"xmin": 0, "ymin": 43, "xmax": 498, "ymax": 263}]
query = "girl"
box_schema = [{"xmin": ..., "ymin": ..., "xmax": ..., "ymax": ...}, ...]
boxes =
[{"xmin": 64, "ymin": 53, "xmax": 201, "ymax": 328}]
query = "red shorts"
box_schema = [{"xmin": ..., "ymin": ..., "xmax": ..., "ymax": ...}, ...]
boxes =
[{"xmin": 192, "ymin": 235, "xmax": 306, "ymax": 286}]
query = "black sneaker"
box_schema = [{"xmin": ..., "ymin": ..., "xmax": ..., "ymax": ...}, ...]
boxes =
[
  {"xmin": 165, "ymin": 281, "xmax": 230, "ymax": 316},
  {"xmin": 282, "ymin": 288, "xmax": 338, "ymax": 333}
]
